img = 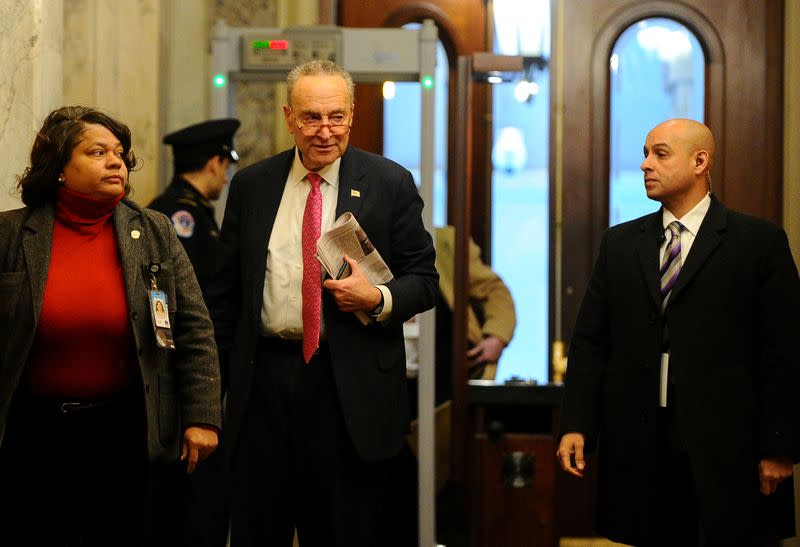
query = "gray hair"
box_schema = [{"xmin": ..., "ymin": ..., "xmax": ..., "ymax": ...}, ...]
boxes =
[{"xmin": 286, "ymin": 60, "xmax": 355, "ymax": 106}]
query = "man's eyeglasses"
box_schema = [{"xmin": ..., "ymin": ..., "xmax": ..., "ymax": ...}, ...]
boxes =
[{"xmin": 289, "ymin": 107, "xmax": 351, "ymax": 136}]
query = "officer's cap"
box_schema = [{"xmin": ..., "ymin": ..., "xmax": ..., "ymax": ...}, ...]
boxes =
[{"xmin": 164, "ymin": 118, "xmax": 241, "ymax": 173}]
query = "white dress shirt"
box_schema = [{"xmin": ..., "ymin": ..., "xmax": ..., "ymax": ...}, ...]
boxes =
[
  {"xmin": 261, "ymin": 150, "xmax": 340, "ymax": 338},
  {"xmin": 261, "ymin": 148, "xmax": 392, "ymax": 338},
  {"xmin": 659, "ymin": 193, "xmax": 711, "ymax": 267}
]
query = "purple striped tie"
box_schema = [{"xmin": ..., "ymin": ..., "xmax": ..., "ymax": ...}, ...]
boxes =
[{"xmin": 660, "ymin": 221, "xmax": 684, "ymax": 310}]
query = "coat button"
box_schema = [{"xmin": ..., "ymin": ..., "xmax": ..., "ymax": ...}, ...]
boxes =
[
  {"xmin": 648, "ymin": 313, "xmax": 656, "ymax": 325},
  {"xmin": 132, "ymin": 312, "xmax": 138, "ymax": 320}
]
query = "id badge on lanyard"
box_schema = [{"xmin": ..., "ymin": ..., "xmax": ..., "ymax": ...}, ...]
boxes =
[{"xmin": 147, "ymin": 262, "xmax": 175, "ymax": 349}]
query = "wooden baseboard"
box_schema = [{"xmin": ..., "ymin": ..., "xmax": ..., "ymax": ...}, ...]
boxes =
[{"xmin": 559, "ymin": 538, "xmax": 629, "ymax": 547}]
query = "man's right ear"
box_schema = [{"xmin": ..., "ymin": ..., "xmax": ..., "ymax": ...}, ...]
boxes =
[
  {"xmin": 283, "ymin": 104, "xmax": 295, "ymax": 133},
  {"xmin": 694, "ymin": 149, "xmax": 710, "ymax": 174},
  {"xmin": 205, "ymin": 154, "xmax": 223, "ymax": 173}
]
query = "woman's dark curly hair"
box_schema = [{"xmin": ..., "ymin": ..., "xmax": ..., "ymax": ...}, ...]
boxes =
[{"xmin": 16, "ymin": 105, "xmax": 138, "ymax": 207}]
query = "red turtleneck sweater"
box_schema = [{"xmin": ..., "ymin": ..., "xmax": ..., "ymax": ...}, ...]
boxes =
[{"xmin": 24, "ymin": 187, "xmax": 137, "ymax": 398}]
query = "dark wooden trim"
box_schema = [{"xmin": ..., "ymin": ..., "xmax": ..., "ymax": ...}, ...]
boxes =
[
  {"xmin": 319, "ymin": 0, "xmax": 336, "ymax": 24},
  {"xmin": 451, "ymin": 54, "xmax": 474, "ymax": 485},
  {"xmin": 764, "ymin": 0, "xmax": 785, "ymax": 224}
]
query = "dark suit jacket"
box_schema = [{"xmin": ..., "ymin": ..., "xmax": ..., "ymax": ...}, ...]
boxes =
[
  {"xmin": 208, "ymin": 146, "xmax": 438, "ymax": 463},
  {"xmin": 0, "ymin": 199, "xmax": 222, "ymax": 463},
  {"xmin": 560, "ymin": 196, "xmax": 800, "ymax": 543}
]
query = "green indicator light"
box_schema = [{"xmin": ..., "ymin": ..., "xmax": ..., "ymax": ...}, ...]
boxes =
[
  {"xmin": 421, "ymin": 75, "xmax": 434, "ymax": 89},
  {"xmin": 213, "ymin": 74, "xmax": 226, "ymax": 88}
]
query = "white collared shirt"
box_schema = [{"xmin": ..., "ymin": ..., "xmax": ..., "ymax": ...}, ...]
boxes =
[
  {"xmin": 261, "ymin": 149, "xmax": 341, "ymax": 338},
  {"xmin": 659, "ymin": 193, "xmax": 711, "ymax": 267}
]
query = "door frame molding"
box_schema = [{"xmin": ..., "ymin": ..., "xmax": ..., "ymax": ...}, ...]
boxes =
[{"xmin": 589, "ymin": 1, "xmax": 725, "ymax": 257}]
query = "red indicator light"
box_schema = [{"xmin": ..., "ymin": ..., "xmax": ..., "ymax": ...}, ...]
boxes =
[{"xmin": 270, "ymin": 40, "xmax": 289, "ymax": 50}]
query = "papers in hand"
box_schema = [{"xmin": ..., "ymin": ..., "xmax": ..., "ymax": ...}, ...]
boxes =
[{"xmin": 317, "ymin": 212, "xmax": 394, "ymax": 324}]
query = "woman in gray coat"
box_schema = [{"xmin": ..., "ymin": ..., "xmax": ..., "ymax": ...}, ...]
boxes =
[{"xmin": 0, "ymin": 106, "xmax": 222, "ymax": 546}]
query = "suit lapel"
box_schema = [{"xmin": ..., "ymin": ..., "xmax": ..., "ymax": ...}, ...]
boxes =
[
  {"xmin": 113, "ymin": 201, "xmax": 144, "ymax": 312},
  {"xmin": 635, "ymin": 212, "xmax": 663, "ymax": 310},
  {"xmin": 336, "ymin": 148, "xmax": 367, "ymax": 219},
  {"xmin": 668, "ymin": 196, "xmax": 726, "ymax": 307},
  {"xmin": 22, "ymin": 204, "xmax": 55, "ymax": 325}
]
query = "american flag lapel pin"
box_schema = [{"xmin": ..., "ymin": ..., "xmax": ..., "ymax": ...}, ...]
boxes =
[{"xmin": 350, "ymin": 189, "xmax": 360, "ymax": 198}]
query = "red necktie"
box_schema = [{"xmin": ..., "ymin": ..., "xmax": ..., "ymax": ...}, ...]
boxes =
[{"xmin": 302, "ymin": 172, "xmax": 323, "ymax": 363}]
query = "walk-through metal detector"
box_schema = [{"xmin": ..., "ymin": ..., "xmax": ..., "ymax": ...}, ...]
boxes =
[{"xmin": 209, "ymin": 19, "xmax": 439, "ymax": 547}]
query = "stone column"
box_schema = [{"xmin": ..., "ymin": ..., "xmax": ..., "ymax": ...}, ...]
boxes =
[{"xmin": 0, "ymin": 0, "xmax": 63, "ymax": 212}]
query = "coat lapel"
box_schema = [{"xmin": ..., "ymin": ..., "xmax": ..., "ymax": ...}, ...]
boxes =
[
  {"xmin": 113, "ymin": 201, "xmax": 145, "ymax": 312},
  {"xmin": 21, "ymin": 204, "xmax": 55, "ymax": 325},
  {"xmin": 336, "ymin": 148, "xmax": 367, "ymax": 219},
  {"xmin": 635, "ymin": 212, "xmax": 663, "ymax": 310},
  {"xmin": 667, "ymin": 196, "xmax": 726, "ymax": 307}
]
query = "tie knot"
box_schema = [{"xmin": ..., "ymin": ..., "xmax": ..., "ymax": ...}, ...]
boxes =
[
  {"xmin": 306, "ymin": 172, "xmax": 322, "ymax": 189},
  {"xmin": 667, "ymin": 221, "xmax": 684, "ymax": 239}
]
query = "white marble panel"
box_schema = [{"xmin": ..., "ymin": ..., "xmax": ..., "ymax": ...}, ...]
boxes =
[
  {"xmin": 162, "ymin": 0, "xmax": 211, "ymax": 186},
  {"xmin": 0, "ymin": 0, "xmax": 63, "ymax": 212},
  {"xmin": 63, "ymin": 0, "xmax": 163, "ymax": 205}
]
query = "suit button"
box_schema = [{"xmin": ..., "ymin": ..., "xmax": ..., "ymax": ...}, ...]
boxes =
[
  {"xmin": 641, "ymin": 415, "xmax": 647, "ymax": 423},
  {"xmin": 132, "ymin": 312, "xmax": 139, "ymax": 320},
  {"xmin": 648, "ymin": 313, "xmax": 656, "ymax": 325}
]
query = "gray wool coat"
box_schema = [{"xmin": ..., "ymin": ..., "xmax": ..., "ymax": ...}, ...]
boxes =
[{"xmin": 0, "ymin": 198, "xmax": 222, "ymax": 462}]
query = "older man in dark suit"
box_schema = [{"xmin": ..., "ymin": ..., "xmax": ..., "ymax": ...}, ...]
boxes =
[
  {"xmin": 557, "ymin": 119, "xmax": 800, "ymax": 546},
  {"xmin": 207, "ymin": 60, "xmax": 438, "ymax": 546}
]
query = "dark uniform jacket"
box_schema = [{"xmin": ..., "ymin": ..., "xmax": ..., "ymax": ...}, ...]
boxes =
[
  {"xmin": 560, "ymin": 196, "xmax": 800, "ymax": 544},
  {"xmin": 0, "ymin": 199, "xmax": 222, "ymax": 462},
  {"xmin": 148, "ymin": 176, "xmax": 219, "ymax": 295}
]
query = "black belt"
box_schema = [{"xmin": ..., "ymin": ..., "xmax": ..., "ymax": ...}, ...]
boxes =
[
  {"xmin": 258, "ymin": 336, "xmax": 330, "ymax": 356},
  {"xmin": 13, "ymin": 392, "xmax": 133, "ymax": 416}
]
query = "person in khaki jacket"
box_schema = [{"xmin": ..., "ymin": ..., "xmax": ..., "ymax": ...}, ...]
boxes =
[{"xmin": 434, "ymin": 225, "xmax": 516, "ymax": 380}]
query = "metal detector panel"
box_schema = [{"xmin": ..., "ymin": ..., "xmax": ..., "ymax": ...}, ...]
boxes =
[
  {"xmin": 240, "ymin": 28, "xmax": 341, "ymax": 71},
  {"xmin": 236, "ymin": 26, "xmax": 420, "ymax": 82}
]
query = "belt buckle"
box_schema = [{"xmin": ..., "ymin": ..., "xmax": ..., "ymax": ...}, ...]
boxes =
[{"xmin": 59, "ymin": 401, "xmax": 81, "ymax": 414}]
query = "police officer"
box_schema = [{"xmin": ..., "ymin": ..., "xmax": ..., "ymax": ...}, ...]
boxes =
[
  {"xmin": 149, "ymin": 118, "xmax": 240, "ymax": 295},
  {"xmin": 148, "ymin": 118, "xmax": 239, "ymax": 547}
]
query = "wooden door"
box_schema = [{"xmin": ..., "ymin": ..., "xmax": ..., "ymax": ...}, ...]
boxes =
[{"xmin": 556, "ymin": 0, "xmax": 784, "ymax": 361}]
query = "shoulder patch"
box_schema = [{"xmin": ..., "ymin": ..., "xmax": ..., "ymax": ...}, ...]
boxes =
[{"xmin": 171, "ymin": 210, "xmax": 195, "ymax": 238}]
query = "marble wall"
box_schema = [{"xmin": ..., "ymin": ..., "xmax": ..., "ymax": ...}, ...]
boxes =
[
  {"xmin": 214, "ymin": 0, "xmax": 279, "ymax": 169},
  {"xmin": 0, "ymin": 0, "xmax": 63, "ymax": 212},
  {"xmin": 62, "ymin": 0, "xmax": 163, "ymax": 205}
]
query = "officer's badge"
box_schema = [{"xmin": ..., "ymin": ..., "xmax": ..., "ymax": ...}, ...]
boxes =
[{"xmin": 171, "ymin": 210, "xmax": 195, "ymax": 238}]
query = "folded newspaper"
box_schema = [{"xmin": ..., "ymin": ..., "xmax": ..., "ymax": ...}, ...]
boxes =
[{"xmin": 317, "ymin": 212, "xmax": 394, "ymax": 325}]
